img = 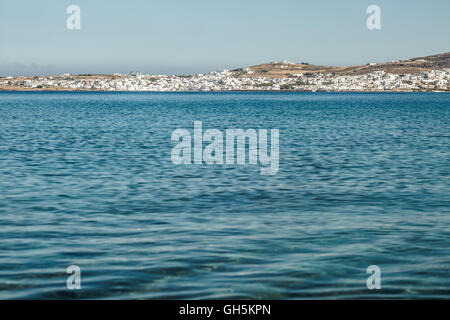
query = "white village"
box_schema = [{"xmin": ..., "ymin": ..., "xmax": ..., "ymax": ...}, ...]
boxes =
[{"xmin": 1, "ymin": 64, "xmax": 449, "ymax": 92}]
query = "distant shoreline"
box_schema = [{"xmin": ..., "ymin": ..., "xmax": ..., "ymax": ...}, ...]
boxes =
[
  {"xmin": 1, "ymin": 89, "xmax": 449, "ymax": 93},
  {"xmin": 2, "ymin": 52, "xmax": 449, "ymax": 92}
]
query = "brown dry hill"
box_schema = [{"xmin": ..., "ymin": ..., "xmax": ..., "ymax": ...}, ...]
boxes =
[{"xmin": 238, "ymin": 52, "xmax": 450, "ymax": 78}]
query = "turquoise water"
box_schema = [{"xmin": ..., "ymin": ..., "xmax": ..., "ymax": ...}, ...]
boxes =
[{"xmin": 0, "ymin": 92, "xmax": 449, "ymax": 299}]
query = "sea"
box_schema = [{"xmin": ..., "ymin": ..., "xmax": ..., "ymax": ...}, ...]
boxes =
[{"xmin": 0, "ymin": 91, "xmax": 449, "ymax": 299}]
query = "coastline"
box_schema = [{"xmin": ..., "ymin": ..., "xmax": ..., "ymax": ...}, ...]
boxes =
[
  {"xmin": 2, "ymin": 53, "xmax": 449, "ymax": 93},
  {"xmin": 1, "ymin": 88, "xmax": 448, "ymax": 93}
]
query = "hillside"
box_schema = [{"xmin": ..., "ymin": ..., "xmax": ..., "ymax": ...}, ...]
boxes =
[{"xmin": 238, "ymin": 52, "xmax": 450, "ymax": 78}]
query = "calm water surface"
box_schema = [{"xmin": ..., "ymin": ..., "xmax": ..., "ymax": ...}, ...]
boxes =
[{"xmin": 0, "ymin": 92, "xmax": 449, "ymax": 299}]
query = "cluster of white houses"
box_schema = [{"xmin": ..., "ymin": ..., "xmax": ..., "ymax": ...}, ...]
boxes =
[{"xmin": 1, "ymin": 68, "xmax": 449, "ymax": 92}]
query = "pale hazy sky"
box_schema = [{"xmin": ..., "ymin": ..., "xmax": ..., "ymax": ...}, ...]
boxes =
[{"xmin": 1, "ymin": 0, "xmax": 449, "ymax": 75}]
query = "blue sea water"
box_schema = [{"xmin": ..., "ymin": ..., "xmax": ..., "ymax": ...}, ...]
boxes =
[{"xmin": 0, "ymin": 91, "xmax": 449, "ymax": 299}]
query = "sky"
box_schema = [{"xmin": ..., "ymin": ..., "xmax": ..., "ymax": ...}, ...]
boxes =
[{"xmin": 1, "ymin": 0, "xmax": 450, "ymax": 76}]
